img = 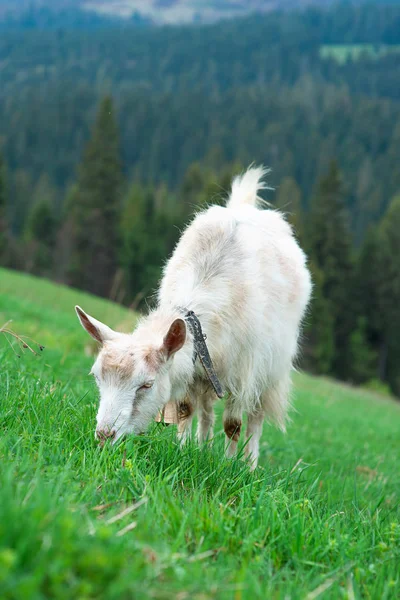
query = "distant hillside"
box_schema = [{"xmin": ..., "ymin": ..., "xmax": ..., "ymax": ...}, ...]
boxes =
[
  {"xmin": 1, "ymin": 0, "xmax": 400, "ymax": 25},
  {"xmin": 0, "ymin": 1, "xmax": 149, "ymax": 29},
  {"xmin": 0, "ymin": 1, "xmax": 77, "ymax": 14},
  {"xmin": 81, "ymin": 0, "xmax": 333, "ymax": 24}
]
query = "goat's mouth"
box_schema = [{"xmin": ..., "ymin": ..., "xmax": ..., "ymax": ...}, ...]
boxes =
[
  {"xmin": 97, "ymin": 436, "xmax": 117, "ymax": 448},
  {"xmin": 96, "ymin": 429, "xmax": 147, "ymax": 447}
]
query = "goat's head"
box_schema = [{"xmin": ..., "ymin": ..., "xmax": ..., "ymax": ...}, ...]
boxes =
[{"xmin": 75, "ymin": 306, "xmax": 186, "ymax": 444}]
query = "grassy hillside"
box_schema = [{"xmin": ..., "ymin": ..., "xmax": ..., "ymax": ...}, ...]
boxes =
[{"xmin": 0, "ymin": 267, "xmax": 399, "ymax": 599}]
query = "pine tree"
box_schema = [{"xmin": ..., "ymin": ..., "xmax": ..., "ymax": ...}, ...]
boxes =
[
  {"xmin": 120, "ymin": 184, "xmax": 150, "ymax": 303},
  {"xmin": 217, "ymin": 162, "xmax": 244, "ymax": 203},
  {"xmin": 25, "ymin": 199, "xmax": 57, "ymax": 277},
  {"xmin": 302, "ymin": 262, "xmax": 335, "ymax": 375},
  {"xmin": 68, "ymin": 96, "xmax": 122, "ymax": 297},
  {"xmin": 353, "ymin": 227, "xmax": 382, "ymax": 381},
  {"xmin": 11, "ymin": 169, "xmax": 34, "ymax": 235},
  {"xmin": 179, "ymin": 161, "xmax": 243, "ymax": 215},
  {"xmin": 275, "ymin": 176, "xmax": 304, "ymax": 241},
  {"xmin": 375, "ymin": 194, "xmax": 400, "ymax": 394},
  {"xmin": 348, "ymin": 317, "xmax": 378, "ymax": 384},
  {"xmin": 121, "ymin": 184, "xmax": 177, "ymax": 307},
  {"xmin": 179, "ymin": 163, "xmax": 208, "ymax": 217},
  {"xmin": 32, "ymin": 174, "xmax": 58, "ymax": 212},
  {"xmin": 0, "ymin": 153, "xmax": 7, "ymax": 263},
  {"xmin": 308, "ymin": 161, "xmax": 355, "ymax": 379},
  {"xmin": 0, "ymin": 154, "xmax": 16, "ymax": 268}
]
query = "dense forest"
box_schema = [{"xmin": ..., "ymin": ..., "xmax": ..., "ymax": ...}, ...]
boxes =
[
  {"xmin": 1, "ymin": 2, "xmax": 400, "ymax": 396},
  {"xmin": 1, "ymin": 3, "xmax": 400, "ymax": 237}
]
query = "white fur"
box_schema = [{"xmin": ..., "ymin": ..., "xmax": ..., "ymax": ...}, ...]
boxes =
[
  {"xmin": 228, "ymin": 165, "xmax": 271, "ymax": 208},
  {"xmin": 76, "ymin": 166, "xmax": 312, "ymax": 469}
]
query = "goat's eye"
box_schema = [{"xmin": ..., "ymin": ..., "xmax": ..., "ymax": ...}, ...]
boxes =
[{"xmin": 139, "ymin": 383, "xmax": 153, "ymax": 391}]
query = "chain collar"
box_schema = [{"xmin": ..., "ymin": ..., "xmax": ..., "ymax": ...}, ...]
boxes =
[{"xmin": 177, "ymin": 308, "xmax": 225, "ymax": 399}]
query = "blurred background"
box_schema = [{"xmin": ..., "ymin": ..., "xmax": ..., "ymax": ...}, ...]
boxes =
[{"xmin": 0, "ymin": 0, "xmax": 399, "ymax": 395}]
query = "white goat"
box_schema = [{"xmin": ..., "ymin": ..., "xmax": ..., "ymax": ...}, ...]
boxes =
[{"xmin": 76, "ymin": 166, "xmax": 312, "ymax": 469}]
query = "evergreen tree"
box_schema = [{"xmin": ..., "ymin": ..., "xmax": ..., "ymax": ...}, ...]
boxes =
[
  {"xmin": 179, "ymin": 163, "xmax": 208, "ymax": 216},
  {"xmin": 32, "ymin": 174, "xmax": 58, "ymax": 212},
  {"xmin": 179, "ymin": 161, "xmax": 243, "ymax": 215},
  {"xmin": 68, "ymin": 96, "xmax": 122, "ymax": 297},
  {"xmin": 348, "ymin": 317, "xmax": 378, "ymax": 384},
  {"xmin": 353, "ymin": 227, "xmax": 382, "ymax": 380},
  {"xmin": 0, "ymin": 153, "xmax": 8, "ymax": 263},
  {"xmin": 121, "ymin": 184, "xmax": 178, "ymax": 307},
  {"xmin": 302, "ymin": 262, "xmax": 335, "ymax": 375},
  {"xmin": 10, "ymin": 169, "xmax": 34, "ymax": 234},
  {"xmin": 0, "ymin": 154, "xmax": 16, "ymax": 269},
  {"xmin": 308, "ymin": 161, "xmax": 354, "ymax": 379},
  {"xmin": 217, "ymin": 162, "xmax": 244, "ymax": 204},
  {"xmin": 275, "ymin": 176, "xmax": 303, "ymax": 241},
  {"xmin": 24, "ymin": 199, "xmax": 57, "ymax": 277},
  {"xmin": 375, "ymin": 194, "xmax": 400, "ymax": 395}
]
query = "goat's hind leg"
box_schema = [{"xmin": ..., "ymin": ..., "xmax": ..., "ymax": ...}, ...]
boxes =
[
  {"xmin": 245, "ymin": 408, "xmax": 264, "ymax": 471},
  {"xmin": 223, "ymin": 395, "xmax": 242, "ymax": 458},
  {"xmin": 245, "ymin": 376, "xmax": 291, "ymax": 470}
]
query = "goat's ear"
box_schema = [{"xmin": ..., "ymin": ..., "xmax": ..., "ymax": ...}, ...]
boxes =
[
  {"xmin": 163, "ymin": 319, "xmax": 186, "ymax": 359},
  {"xmin": 75, "ymin": 306, "xmax": 118, "ymax": 345}
]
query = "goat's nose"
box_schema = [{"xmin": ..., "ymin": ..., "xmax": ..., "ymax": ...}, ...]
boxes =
[{"xmin": 96, "ymin": 427, "xmax": 116, "ymax": 443}]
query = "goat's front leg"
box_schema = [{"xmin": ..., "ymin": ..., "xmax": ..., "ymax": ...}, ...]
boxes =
[
  {"xmin": 245, "ymin": 409, "xmax": 264, "ymax": 471},
  {"xmin": 223, "ymin": 396, "xmax": 242, "ymax": 458},
  {"xmin": 196, "ymin": 389, "xmax": 215, "ymax": 443},
  {"xmin": 177, "ymin": 397, "xmax": 195, "ymax": 445}
]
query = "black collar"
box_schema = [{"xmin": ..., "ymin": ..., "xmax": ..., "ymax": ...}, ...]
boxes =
[{"xmin": 179, "ymin": 309, "xmax": 225, "ymax": 399}]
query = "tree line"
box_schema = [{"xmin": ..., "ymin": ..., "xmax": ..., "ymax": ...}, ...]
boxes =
[
  {"xmin": 1, "ymin": 96, "xmax": 400, "ymax": 397},
  {"xmin": 2, "ymin": 85, "xmax": 399, "ymax": 244}
]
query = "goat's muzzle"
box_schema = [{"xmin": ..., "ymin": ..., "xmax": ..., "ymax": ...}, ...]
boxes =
[{"xmin": 96, "ymin": 427, "xmax": 116, "ymax": 446}]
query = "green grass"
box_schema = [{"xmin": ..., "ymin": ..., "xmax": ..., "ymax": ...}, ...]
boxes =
[
  {"xmin": 320, "ymin": 44, "xmax": 400, "ymax": 64},
  {"xmin": 0, "ymin": 267, "xmax": 399, "ymax": 599}
]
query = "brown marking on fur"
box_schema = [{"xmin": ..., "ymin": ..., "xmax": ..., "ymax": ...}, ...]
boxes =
[
  {"xmin": 207, "ymin": 348, "xmax": 225, "ymax": 380},
  {"xmin": 101, "ymin": 347, "xmax": 135, "ymax": 380},
  {"xmin": 193, "ymin": 224, "xmax": 227, "ymax": 258},
  {"xmin": 224, "ymin": 418, "xmax": 242, "ymax": 442},
  {"xmin": 177, "ymin": 400, "xmax": 194, "ymax": 422},
  {"xmin": 131, "ymin": 404, "xmax": 140, "ymax": 419},
  {"xmin": 210, "ymin": 313, "xmax": 223, "ymax": 337},
  {"xmin": 193, "ymin": 379, "xmax": 213, "ymax": 397},
  {"xmin": 290, "ymin": 273, "xmax": 300, "ymax": 304},
  {"xmin": 231, "ymin": 280, "xmax": 248, "ymax": 316},
  {"xmin": 144, "ymin": 347, "xmax": 162, "ymax": 371}
]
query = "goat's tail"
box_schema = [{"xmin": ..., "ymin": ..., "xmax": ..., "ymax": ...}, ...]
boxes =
[{"xmin": 226, "ymin": 165, "xmax": 271, "ymax": 209}]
